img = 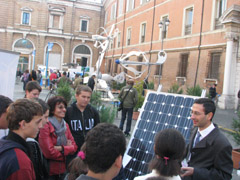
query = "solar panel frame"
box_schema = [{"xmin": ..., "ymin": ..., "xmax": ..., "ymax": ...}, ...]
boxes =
[{"xmin": 123, "ymin": 91, "xmax": 199, "ymax": 180}]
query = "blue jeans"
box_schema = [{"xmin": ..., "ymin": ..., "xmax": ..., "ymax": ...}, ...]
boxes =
[{"xmin": 119, "ymin": 108, "xmax": 133, "ymax": 134}]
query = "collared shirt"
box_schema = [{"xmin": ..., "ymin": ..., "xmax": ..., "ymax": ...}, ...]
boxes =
[{"xmin": 197, "ymin": 123, "xmax": 215, "ymax": 141}]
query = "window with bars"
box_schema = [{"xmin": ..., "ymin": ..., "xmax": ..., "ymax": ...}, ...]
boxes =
[
  {"xmin": 155, "ymin": 65, "xmax": 163, "ymax": 76},
  {"xmin": 184, "ymin": 7, "xmax": 193, "ymax": 35},
  {"xmin": 22, "ymin": 12, "xmax": 30, "ymax": 25},
  {"xmin": 140, "ymin": 23, "xmax": 146, "ymax": 43},
  {"xmin": 127, "ymin": 28, "xmax": 131, "ymax": 46},
  {"xmin": 137, "ymin": 56, "xmax": 143, "ymax": 71},
  {"xmin": 207, "ymin": 53, "xmax": 221, "ymax": 79},
  {"xmin": 177, "ymin": 54, "xmax": 188, "ymax": 77}
]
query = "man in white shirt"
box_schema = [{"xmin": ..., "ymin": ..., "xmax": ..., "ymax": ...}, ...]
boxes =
[{"xmin": 181, "ymin": 98, "xmax": 233, "ymax": 180}]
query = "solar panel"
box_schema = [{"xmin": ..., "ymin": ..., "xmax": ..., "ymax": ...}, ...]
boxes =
[{"xmin": 123, "ymin": 91, "xmax": 198, "ymax": 180}]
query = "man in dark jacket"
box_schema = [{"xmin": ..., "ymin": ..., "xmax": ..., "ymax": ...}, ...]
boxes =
[
  {"xmin": 65, "ymin": 85, "xmax": 100, "ymax": 165},
  {"xmin": 118, "ymin": 79, "xmax": 138, "ymax": 137},
  {"xmin": 0, "ymin": 99, "xmax": 43, "ymax": 180},
  {"xmin": 87, "ymin": 74, "xmax": 96, "ymax": 91},
  {"xmin": 209, "ymin": 84, "xmax": 217, "ymax": 102},
  {"xmin": 181, "ymin": 98, "xmax": 233, "ymax": 180}
]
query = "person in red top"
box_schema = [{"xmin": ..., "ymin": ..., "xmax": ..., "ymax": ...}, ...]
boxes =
[
  {"xmin": 39, "ymin": 96, "xmax": 77, "ymax": 180},
  {"xmin": 49, "ymin": 71, "xmax": 58, "ymax": 89}
]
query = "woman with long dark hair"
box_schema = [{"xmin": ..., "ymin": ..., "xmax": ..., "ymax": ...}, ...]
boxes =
[{"xmin": 134, "ymin": 129, "xmax": 185, "ymax": 180}]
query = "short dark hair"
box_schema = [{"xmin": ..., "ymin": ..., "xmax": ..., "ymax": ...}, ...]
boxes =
[
  {"xmin": 76, "ymin": 85, "xmax": 92, "ymax": 95},
  {"xmin": 63, "ymin": 71, "xmax": 67, "ymax": 76},
  {"xmin": 47, "ymin": 96, "xmax": 67, "ymax": 117},
  {"xmin": 193, "ymin": 98, "xmax": 216, "ymax": 120},
  {"xmin": 0, "ymin": 95, "xmax": 13, "ymax": 117},
  {"xmin": 32, "ymin": 98, "xmax": 49, "ymax": 114},
  {"xmin": 25, "ymin": 81, "xmax": 42, "ymax": 93},
  {"xmin": 85, "ymin": 123, "xmax": 126, "ymax": 173},
  {"xmin": 7, "ymin": 99, "xmax": 43, "ymax": 130},
  {"xmin": 149, "ymin": 128, "xmax": 185, "ymax": 176}
]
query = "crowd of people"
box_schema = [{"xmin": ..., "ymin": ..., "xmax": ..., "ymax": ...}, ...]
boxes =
[{"xmin": 0, "ymin": 75, "xmax": 234, "ymax": 180}]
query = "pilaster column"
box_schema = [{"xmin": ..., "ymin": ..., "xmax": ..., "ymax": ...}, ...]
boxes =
[{"xmin": 218, "ymin": 32, "xmax": 238, "ymax": 109}]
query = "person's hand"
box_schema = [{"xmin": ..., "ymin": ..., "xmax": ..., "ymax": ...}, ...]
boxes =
[
  {"xmin": 67, "ymin": 140, "xmax": 72, "ymax": 146},
  {"xmin": 54, "ymin": 146, "xmax": 62, "ymax": 151},
  {"xmin": 181, "ymin": 167, "xmax": 194, "ymax": 177}
]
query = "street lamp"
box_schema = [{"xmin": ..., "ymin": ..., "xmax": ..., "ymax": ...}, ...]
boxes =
[{"xmin": 158, "ymin": 18, "xmax": 170, "ymax": 86}]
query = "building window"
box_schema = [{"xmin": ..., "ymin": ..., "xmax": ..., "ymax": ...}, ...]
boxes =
[
  {"xmin": 127, "ymin": 28, "xmax": 131, "ymax": 46},
  {"xmin": 155, "ymin": 65, "xmax": 163, "ymax": 76},
  {"xmin": 137, "ymin": 56, "xmax": 143, "ymax": 71},
  {"xmin": 104, "ymin": 12, "xmax": 108, "ymax": 25},
  {"xmin": 184, "ymin": 7, "xmax": 193, "ymax": 35},
  {"xmin": 118, "ymin": 0, "xmax": 123, "ymax": 16},
  {"xmin": 48, "ymin": 6, "xmax": 65, "ymax": 33},
  {"xmin": 215, "ymin": 0, "xmax": 226, "ymax": 29},
  {"xmin": 127, "ymin": 0, "xmax": 135, "ymax": 12},
  {"xmin": 114, "ymin": 62, "xmax": 118, "ymax": 73},
  {"xmin": 160, "ymin": 16, "xmax": 169, "ymax": 39},
  {"xmin": 52, "ymin": 15, "xmax": 60, "ymax": 28},
  {"xmin": 80, "ymin": 19, "xmax": 88, "ymax": 32},
  {"xmin": 107, "ymin": 59, "xmax": 112, "ymax": 73},
  {"xmin": 141, "ymin": 0, "xmax": 150, "ymax": 5},
  {"xmin": 140, "ymin": 23, "xmax": 146, "ymax": 43},
  {"xmin": 111, "ymin": 3, "xmax": 117, "ymax": 20},
  {"xmin": 109, "ymin": 41, "xmax": 113, "ymax": 49},
  {"xmin": 22, "ymin": 12, "xmax": 30, "ymax": 25},
  {"xmin": 207, "ymin": 53, "xmax": 221, "ymax": 79},
  {"xmin": 177, "ymin": 54, "xmax": 188, "ymax": 77},
  {"xmin": 117, "ymin": 32, "xmax": 121, "ymax": 48}
]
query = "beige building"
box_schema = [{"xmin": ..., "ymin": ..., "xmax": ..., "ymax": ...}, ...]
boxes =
[
  {"xmin": 103, "ymin": 0, "xmax": 240, "ymax": 109},
  {"xmin": 0, "ymin": 0, "xmax": 103, "ymax": 72}
]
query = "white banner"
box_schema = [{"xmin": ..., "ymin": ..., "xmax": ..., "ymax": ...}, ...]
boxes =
[
  {"xmin": 0, "ymin": 49, "xmax": 19, "ymax": 99},
  {"xmin": 0, "ymin": 49, "xmax": 19, "ymax": 138}
]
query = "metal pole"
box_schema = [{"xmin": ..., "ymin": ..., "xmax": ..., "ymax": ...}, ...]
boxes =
[
  {"xmin": 158, "ymin": 25, "xmax": 165, "ymax": 87},
  {"xmin": 45, "ymin": 50, "xmax": 49, "ymax": 88}
]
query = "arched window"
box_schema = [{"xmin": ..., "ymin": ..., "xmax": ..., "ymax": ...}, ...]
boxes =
[
  {"xmin": 74, "ymin": 45, "xmax": 90, "ymax": 54},
  {"xmin": 15, "ymin": 39, "xmax": 33, "ymax": 49}
]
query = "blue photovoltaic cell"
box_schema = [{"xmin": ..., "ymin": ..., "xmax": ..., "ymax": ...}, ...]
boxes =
[{"xmin": 123, "ymin": 92, "xmax": 198, "ymax": 180}]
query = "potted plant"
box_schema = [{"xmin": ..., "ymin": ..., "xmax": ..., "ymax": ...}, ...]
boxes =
[
  {"xmin": 231, "ymin": 112, "xmax": 240, "ymax": 169},
  {"xmin": 133, "ymin": 81, "xmax": 145, "ymax": 120},
  {"xmin": 90, "ymin": 91, "xmax": 117, "ymax": 123}
]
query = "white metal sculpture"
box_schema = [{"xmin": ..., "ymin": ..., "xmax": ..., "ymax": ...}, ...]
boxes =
[{"xmin": 115, "ymin": 50, "xmax": 167, "ymax": 79}]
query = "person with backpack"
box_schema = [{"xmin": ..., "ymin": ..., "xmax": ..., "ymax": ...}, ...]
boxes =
[{"xmin": 0, "ymin": 99, "xmax": 43, "ymax": 180}]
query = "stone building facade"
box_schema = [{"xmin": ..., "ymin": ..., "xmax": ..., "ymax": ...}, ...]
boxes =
[
  {"xmin": 103, "ymin": 0, "xmax": 240, "ymax": 109},
  {"xmin": 0, "ymin": 0, "xmax": 103, "ymax": 73}
]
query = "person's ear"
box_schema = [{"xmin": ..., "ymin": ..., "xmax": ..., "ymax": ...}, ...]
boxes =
[
  {"xmin": 207, "ymin": 112, "xmax": 213, "ymax": 121},
  {"xmin": 115, "ymin": 155, "xmax": 122, "ymax": 169},
  {"xmin": 19, "ymin": 120, "xmax": 26, "ymax": 129}
]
